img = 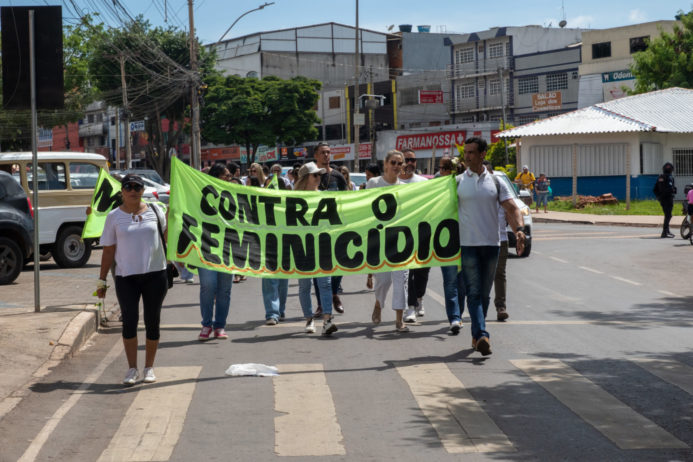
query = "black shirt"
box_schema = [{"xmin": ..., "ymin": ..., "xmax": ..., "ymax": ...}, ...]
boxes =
[{"xmin": 319, "ymin": 168, "xmax": 347, "ymax": 191}]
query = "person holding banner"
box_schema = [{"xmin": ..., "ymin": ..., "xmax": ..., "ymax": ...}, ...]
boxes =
[
  {"xmin": 96, "ymin": 174, "xmax": 168, "ymax": 385},
  {"xmin": 244, "ymin": 163, "xmax": 266, "ymax": 187},
  {"xmin": 367, "ymin": 150, "xmax": 410, "ymax": 333},
  {"xmin": 294, "ymin": 162, "xmax": 338, "ymax": 336},
  {"xmin": 197, "ymin": 163, "xmax": 235, "ymax": 340}
]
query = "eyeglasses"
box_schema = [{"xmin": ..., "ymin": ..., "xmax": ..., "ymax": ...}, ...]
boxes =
[
  {"xmin": 405, "ymin": 158, "xmax": 417, "ymax": 163},
  {"xmin": 122, "ymin": 183, "xmax": 143, "ymax": 192},
  {"xmin": 389, "ymin": 160, "xmax": 404, "ymax": 166}
]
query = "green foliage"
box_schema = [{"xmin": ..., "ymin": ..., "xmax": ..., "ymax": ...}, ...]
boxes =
[
  {"xmin": 485, "ymin": 123, "xmax": 516, "ymax": 168},
  {"xmin": 548, "ymin": 198, "xmax": 677, "ymax": 215},
  {"xmin": 631, "ymin": 10, "xmax": 693, "ymax": 92},
  {"xmin": 201, "ymin": 75, "xmax": 321, "ymax": 165}
]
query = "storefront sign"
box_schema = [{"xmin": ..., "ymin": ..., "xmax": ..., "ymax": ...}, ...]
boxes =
[
  {"xmin": 395, "ymin": 130, "xmax": 466, "ymax": 152},
  {"xmin": 532, "ymin": 92, "xmax": 562, "ymax": 112},
  {"xmin": 418, "ymin": 90, "xmax": 444, "ymax": 104}
]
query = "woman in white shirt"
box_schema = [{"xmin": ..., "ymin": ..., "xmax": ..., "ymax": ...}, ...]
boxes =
[
  {"xmin": 97, "ymin": 174, "xmax": 168, "ymax": 386},
  {"xmin": 366, "ymin": 150, "xmax": 410, "ymax": 332}
]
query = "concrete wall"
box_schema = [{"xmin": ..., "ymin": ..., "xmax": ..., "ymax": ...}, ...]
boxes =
[
  {"xmin": 396, "ymin": 71, "xmax": 450, "ymax": 129},
  {"xmin": 217, "ymin": 53, "xmax": 262, "ymax": 77},
  {"xmin": 507, "ymin": 26, "xmax": 582, "ymax": 55},
  {"xmin": 401, "ymin": 32, "xmax": 455, "ymax": 71}
]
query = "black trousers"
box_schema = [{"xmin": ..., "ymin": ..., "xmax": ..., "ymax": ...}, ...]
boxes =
[
  {"xmin": 660, "ymin": 196, "xmax": 674, "ymax": 233},
  {"xmin": 407, "ymin": 267, "xmax": 430, "ymax": 307},
  {"xmin": 115, "ymin": 270, "xmax": 168, "ymax": 340}
]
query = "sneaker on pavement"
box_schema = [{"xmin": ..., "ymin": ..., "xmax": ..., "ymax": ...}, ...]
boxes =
[
  {"xmin": 123, "ymin": 368, "xmax": 139, "ymax": 386},
  {"xmin": 198, "ymin": 326, "xmax": 213, "ymax": 341},
  {"xmin": 449, "ymin": 320, "xmax": 461, "ymax": 335},
  {"xmin": 322, "ymin": 318, "xmax": 338, "ymax": 336},
  {"xmin": 184, "ymin": 277, "xmax": 194, "ymax": 284},
  {"xmin": 143, "ymin": 367, "xmax": 156, "ymax": 383},
  {"xmin": 265, "ymin": 318, "xmax": 278, "ymax": 326},
  {"xmin": 476, "ymin": 337, "xmax": 492, "ymax": 356},
  {"xmin": 403, "ymin": 308, "xmax": 417, "ymax": 323},
  {"xmin": 214, "ymin": 328, "xmax": 229, "ymax": 339},
  {"xmin": 333, "ymin": 294, "xmax": 344, "ymax": 313},
  {"xmin": 279, "ymin": 313, "xmax": 286, "ymax": 322},
  {"xmin": 416, "ymin": 297, "xmax": 425, "ymax": 317},
  {"xmin": 305, "ymin": 318, "xmax": 316, "ymax": 333},
  {"xmin": 497, "ymin": 308, "xmax": 509, "ymax": 321}
]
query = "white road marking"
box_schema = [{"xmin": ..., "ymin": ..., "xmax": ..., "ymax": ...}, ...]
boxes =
[
  {"xmin": 512, "ymin": 359, "xmax": 688, "ymax": 450},
  {"xmin": 397, "ymin": 362, "xmax": 513, "ymax": 453},
  {"xmin": 579, "ymin": 266, "xmax": 603, "ymax": 274},
  {"xmin": 632, "ymin": 359, "xmax": 693, "ymax": 395},
  {"xmin": 535, "ymin": 235, "xmax": 644, "ymax": 241},
  {"xmin": 657, "ymin": 290, "xmax": 680, "ymax": 297},
  {"xmin": 549, "ymin": 256, "xmax": 568, "ymax": 263},
  {"xmin": 609, "ymin": 275, "xmax": 641, "ymax": 286},
  {"xmin": 97, "ymin": 366, "xmax": 201, "ymax": 462},
  {"xmin": 274, "ymin": 364, "xmax": 345, "ymax": 456},
  {"xmin": 18, "ymin": 340, "xmax": 123, "ymax": 462},
  {"xmin": 426, "ymin": 288, "xmax": 446, "ymax": 308}
]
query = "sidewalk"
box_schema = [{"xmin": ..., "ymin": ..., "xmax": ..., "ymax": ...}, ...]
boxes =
[{"xmin": 0, "ymin": 211, "xmax": 684, "ymax": 420}]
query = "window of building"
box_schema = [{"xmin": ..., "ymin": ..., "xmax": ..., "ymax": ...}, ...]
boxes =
[
  {"xmin": 87, "ymin": 114, "xmax": 94, "ymax": 123},
  {"xmin": 96, "ymin": 113, "xmax": 103, "ymax": 123},
  {"xmin": 477, "ymin": 43, "xmax": 484, "ymax": 54},
  {"xmin": 110, "ymin": 116, "xmax": 116, "ymax": 126},
  {"xmin": 488, "ymin": 42, "xmax": 504, "ymax": 59},
  {"xmin": 328, "ymin": 96, "xmax": 340, "ymax": 109},
  {"xmin": 673, "ymin": 148, "xmax": 693, "ymax": 176},
  {"xmin": 455, "ymin": 47, "xmax": 474, "ymax": 64},
  {"xmin": 515, "ymin": 114, "xmax": 537, "ymax": 125},
  {"xmin": 592, "ymin": 42, "xmax": 611, "ymax": 59},
  {"xmin": 630, "ymin": 36, "xmax": 649, "ymax": 54},
  {"xmin": 518, "ymin": 76, "xmax": 538, "ymax": 94},
  {"xmin": 546, "ymin": 72, "xmax": 568, "ymax": 91},
  {"xmin": 489, "ymin": 78, "xmax": 500, "ymax": 95},
  {"xmin": 399, "ymin": 87, "xmax": 419, "ymax": 106},
  {"xmin": 456, "ymin": 83, "xmax": 475, "ymax": 99}
]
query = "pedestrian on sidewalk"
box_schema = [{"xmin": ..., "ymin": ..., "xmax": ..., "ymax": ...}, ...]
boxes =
[
  {"xmin": 97, "ymin": 174, "xmax": 168, "ymax": 386},
  {"xmin": 654, "ymin": 162, "xmax": 676, "ymax": 238},
  {"xmin": 457, "ymin": 138, "xmax": 526, "ymax": 355},
  {"xmin": 535, "ymin": 173, "xmax": 550, "ymax": 213},
  {"xmin": 367, "ymin": 150, "xmax": 410, "ymax": 333},
  {"xmin": 293, "ymin": 162, "xmax": 337, "ymax": 336},
  {"xmin": 197, "ymin": 163, "xmax": 234, "ymax": 341}
]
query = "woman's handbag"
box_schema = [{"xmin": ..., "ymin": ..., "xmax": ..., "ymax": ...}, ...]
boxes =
[{"xmin": 148, "ymin": 203, "xmax": 176, "ymax": 289}]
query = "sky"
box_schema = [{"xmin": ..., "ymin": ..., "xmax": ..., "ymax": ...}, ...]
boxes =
[{"xmin": 4, "ymin": 0, "xmax": 691, "ymax": 44}]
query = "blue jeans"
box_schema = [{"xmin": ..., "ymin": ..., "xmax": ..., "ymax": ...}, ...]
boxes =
[
  {"xmin": 262, "ymin": 278, "xmax": 289, "ymax": 321},
  {"xmin": 460, "ymin": 246, "xmax": 500, "ymax": 340},
  {"xmin": 440, "ymin": 265, "xmax": 465, "ymax": 323},
  {"xmin": 299, "ymin": 277, "xmax": 332, "ymax": 317},
  {"xmin": 198, "ymin": 267, "xmax": 233, "ymax": 329}
]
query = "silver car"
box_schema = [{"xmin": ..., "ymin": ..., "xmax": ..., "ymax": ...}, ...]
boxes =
[{"xmin": 493, "ymin": 171, "xmax": 532, "ymax": 257}]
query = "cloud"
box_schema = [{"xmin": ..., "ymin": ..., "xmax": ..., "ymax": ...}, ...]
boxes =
[
  {"xmin": 628, "ymin": 9, "xmax": 647, "ymax": 23},
  {"xmin": 569, "ymin": 15, "xmax": 596, "ymax": 29}
]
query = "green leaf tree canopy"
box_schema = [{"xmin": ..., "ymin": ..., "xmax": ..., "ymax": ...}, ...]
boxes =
[
  {"xmin": 201, "ymin": 75, "xmax": 320, "ymax": 166},
  {"xmin": 631, "ymin": 11, "xmax": 693, "ymax": 93}
]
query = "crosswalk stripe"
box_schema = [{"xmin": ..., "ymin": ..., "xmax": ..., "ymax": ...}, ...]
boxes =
[
  {"xmin": 274, "ymin": 364, "xmax": 345, "ymax": 456},
  {"xmin": 396, "ymin": 362, "xmax": 514, "ymax": 453},
  {"xmin": 632, "ymin": 358, "xmax": 693, "ymax": 395},
  {"xmin": 511, "ymin": 359, "xmax": 688, "ymax": 450},
  {"xmin": 97, "ymin": 366, "xmax": 202, "ymax": 462}
]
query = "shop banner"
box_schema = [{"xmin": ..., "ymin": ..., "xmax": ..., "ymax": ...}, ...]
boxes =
[{"xmin": 168, "ymin": 157, "xmax": 460, "ymax": 278}]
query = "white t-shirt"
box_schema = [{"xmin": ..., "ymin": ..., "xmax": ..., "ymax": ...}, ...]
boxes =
[
  {"xmin": 366, "ymin": 176, "xmax": 400, "ymax": 189},
  {"xmin": 100, "ymin": 206, "xmax": 167, "ymax": 277},
  {"xmin": 456, "ymin": 170, "xmax": 513, "ymax": 246},
  {"xmin": 399, "ymin": 173, "xmax": 427, "ymax": 184}
]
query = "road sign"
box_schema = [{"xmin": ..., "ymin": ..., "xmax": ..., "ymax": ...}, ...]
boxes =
[
  {"xmin": 353, "ymin": 113, "xmax": 365, "ymax": 126},
  {"xmin": 129, "ymin": 120, "xmax": 145, "ymax": 132}
]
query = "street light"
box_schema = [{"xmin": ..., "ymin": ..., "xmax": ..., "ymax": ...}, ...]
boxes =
[{"xmin": 218, "ymin": 2, "xmax": 275, "ymax": 43}]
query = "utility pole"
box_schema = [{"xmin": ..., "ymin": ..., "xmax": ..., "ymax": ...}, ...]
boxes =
[
  {"xmin": 368, "ymin": 66, "xmax": 376, "ymax": 163},
  {"xmin": 353, "ymin": 0, "xmax": 360, "ymax": 172},
  {"xmin": 188, "ymin": 0, "xmax": 201, "ymax": 169},
  {"xmin": 120, "ymin": 54, "xmax": 132, "ymax": 169},
  {"xmin": 498, "ymin": 67, "xmax": 509, "ymax": 166}
]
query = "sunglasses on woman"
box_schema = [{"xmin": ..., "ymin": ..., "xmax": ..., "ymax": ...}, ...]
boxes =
[{"xmin": 122, "ymin": 183, "xmax": 144, "ymax": 192}]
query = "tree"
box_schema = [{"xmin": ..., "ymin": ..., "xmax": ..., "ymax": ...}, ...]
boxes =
[
  {"xmin": 88, "ymin": 16, "xmax": 216, "ymax": 179},
  {"xmin": 631, "ymin": 10, "xmax": 693, "ymax": 93},
  {"xmin": 201, "ymin": 75, "xmax": 321, "ymax": 166}
]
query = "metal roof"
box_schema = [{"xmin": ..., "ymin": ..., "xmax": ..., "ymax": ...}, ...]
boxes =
[{"xmin": 498, "ymin": 87, "xmax": 693, "ymax": 138}]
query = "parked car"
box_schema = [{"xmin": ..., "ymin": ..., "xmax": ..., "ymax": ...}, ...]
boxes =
[
  {"xmin": 0, "ymin": 171, "xmax": 34, "ymax": 284},
  {"xmin": 350, "ymin": 172, "xmax": 367, "ymax": 189},
  {"xmin": 493, "ymin": 171, "xmax": 533, "ymax": 257},
  {"xmin": 0, "ymin": 152, "xmax": 108, "ymax": 267}
]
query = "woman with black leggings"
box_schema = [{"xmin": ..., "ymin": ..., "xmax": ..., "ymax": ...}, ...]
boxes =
[{"xmin": 97, "ymin": 173, "xmax": 168, "ymax": 386}]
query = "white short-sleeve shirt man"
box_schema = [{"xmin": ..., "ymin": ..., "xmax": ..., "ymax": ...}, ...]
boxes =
[{"xmin": 456, "ymin": 169, "xmax": 513, "ymax": 246}]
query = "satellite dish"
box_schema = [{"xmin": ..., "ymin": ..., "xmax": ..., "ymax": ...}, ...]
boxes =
[
  {"xmin": 559, "ymin": 19, "xmax": 567, "ymax": 28},
  {"xmin": 387, "ymin": 24, "xmax": 394, "ymax": 31},
  {"xmin": 559, "ymin": 0, "xmax": 567, "ymax": 28}
]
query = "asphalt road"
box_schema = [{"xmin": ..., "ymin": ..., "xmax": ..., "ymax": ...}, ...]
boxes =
[{"xmin": 1, "ymin": 223, "xmax": 692, "ymax": 462}]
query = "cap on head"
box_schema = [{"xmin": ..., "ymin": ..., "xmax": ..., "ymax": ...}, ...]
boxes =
[
  {"xmin": 298, "ymin": 162, "xmax": 326, "ymax": 179},
  {"xmin": 522, "ymin": 165, "xmax": 529, "ymax": 171},
  {"xmin": 121, "ymin": 174, "xmax": 144, "ymax": 186}
]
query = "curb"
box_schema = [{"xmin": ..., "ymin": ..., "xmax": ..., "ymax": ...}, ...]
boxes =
[{"xmin": 533, "ymin": 217, "xmax": 663, "ymax": 228}]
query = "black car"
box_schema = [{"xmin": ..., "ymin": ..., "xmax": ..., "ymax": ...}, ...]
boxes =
[{"xmin": 0, "ymin": 170, "xmax": 33, "ymax": 284}]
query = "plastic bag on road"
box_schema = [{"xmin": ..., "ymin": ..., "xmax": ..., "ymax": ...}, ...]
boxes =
[{"xmin": 225, "ymin": 363, "xmax": 279, "ymax": 377}]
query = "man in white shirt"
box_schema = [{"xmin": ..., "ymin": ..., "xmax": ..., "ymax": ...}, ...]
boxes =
[
  {"xmin": 399, "ymin": 149, "xmax": 429, "ymax": 323},
  {"xmin": 457, "ymin": 137, "xmax": 525, "ymax": 356}
]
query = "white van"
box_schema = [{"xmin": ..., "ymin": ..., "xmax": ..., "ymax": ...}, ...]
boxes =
[{"xmin": 0, "ymin": 152, "xmax": 108, "ymax": 267}]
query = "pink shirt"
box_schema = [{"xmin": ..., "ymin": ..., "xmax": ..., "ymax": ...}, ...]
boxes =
[{"xmin": 687, "ymin": 189, "xmax": 693, "ymax": 204}]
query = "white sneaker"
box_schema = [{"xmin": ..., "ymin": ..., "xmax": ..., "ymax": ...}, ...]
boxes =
[
  {"xmin": 416, "ymin": 298, "xmax": 425, "ymax": 317},
  {"xmin": 143, "ymin": 367, "xmax": 157, "ymax": 383},
  {"xmin": 123, "ymin": 368, "xmax": 139, "ymax": 386},
  {"xmin": 404, "ymin": 308, "xmax": 417, "ymax": 323},
  {"xmin": 449, "ymin": 320, "xmax": 461, "ymax": 335},
  {"xmin": 322, "ymin": 318, "xmax": 338, "ymax": 336},
  {"xmin": 305, "ymin": 318, "xmax": 316, "ymax": 333}
]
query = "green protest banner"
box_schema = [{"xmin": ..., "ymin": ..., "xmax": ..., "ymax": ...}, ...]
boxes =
[
  {"xmin": 82, "ymin": 169, "xmax": 123, "ymax": 239},
  {"xmin": 167, "ymin": 157, "xmax": 460, "ymax": 279}
]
